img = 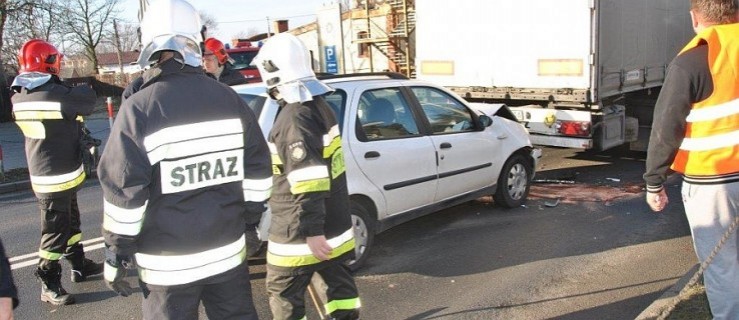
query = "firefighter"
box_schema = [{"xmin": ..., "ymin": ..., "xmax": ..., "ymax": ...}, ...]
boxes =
[
  {"xmin": 253, "ymin": 33, "xmax": 361, "ymax": 320},
  {"xmin": 97, "ymin": 0, "xmax": 272, "ymax": 319},
  {"xmin": 10, "ymin": 39, "xmax": 103, "ymax": 306},
  {"xmin": 203, "ymin": 38, "xmax": 248, "ymax": 85}
]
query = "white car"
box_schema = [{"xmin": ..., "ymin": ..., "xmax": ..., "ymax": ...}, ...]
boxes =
[{"xmin": 234, "ymin": 73, "xmax": 542, "ymax": 269}]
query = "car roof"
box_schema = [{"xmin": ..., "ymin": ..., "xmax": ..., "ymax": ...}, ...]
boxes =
[{"xmin": 231, "ymin": 72, "xmax": 436, "ymax": 94}]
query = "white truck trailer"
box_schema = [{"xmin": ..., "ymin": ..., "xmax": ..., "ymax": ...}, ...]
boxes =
[{"xmin": 415, "ymin": 0, "xmax": 694, "ymax": 150}]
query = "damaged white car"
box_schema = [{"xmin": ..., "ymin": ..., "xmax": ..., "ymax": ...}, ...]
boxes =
[{"xmin": 234, "ymin": 73, "xmax": 542, "ymax": 270}]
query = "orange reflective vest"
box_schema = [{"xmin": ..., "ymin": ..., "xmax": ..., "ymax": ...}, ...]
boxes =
[{"xmin": 670, "ymin": 24, "xmax": 739, "ymax": 177}]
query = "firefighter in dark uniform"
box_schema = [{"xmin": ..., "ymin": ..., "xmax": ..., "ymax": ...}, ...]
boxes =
[
  {"xmin": 97, "ymin": 0, "xmax": 272, "ymax": 319},
  {"xmin": 11, "ymin": 39, "xmax": 103, "ymax": 306},
  {"xmin": 203, "ymin": 38, "xmax": 248, "ymax": 86},
  {"xmin": 254, "ymin": 33, "xmax": 361, "ymax": 320}
]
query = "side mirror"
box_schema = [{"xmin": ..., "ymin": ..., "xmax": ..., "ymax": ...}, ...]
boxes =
[{"xmin": 478, "ymin": 114, "xmax": 493, "ymax": 128}]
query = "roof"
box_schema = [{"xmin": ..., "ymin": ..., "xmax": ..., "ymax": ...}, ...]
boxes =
[{"xmin": 97, "ymin": 51, "xmax": 140, "ymax": 66}]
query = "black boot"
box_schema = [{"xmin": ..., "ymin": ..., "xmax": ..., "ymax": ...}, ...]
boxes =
[
  {"xmin": 65, "ymin": 244, "xmax": 104, "ymax": 282},
  {"xmin": 35, "ymin": 263, "xmax": 75, "ymax": 305}
]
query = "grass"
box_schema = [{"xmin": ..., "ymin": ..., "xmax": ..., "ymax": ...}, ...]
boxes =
[{"xmin": 666, "ymin": 283, "xmax": 712, "ymax": 319}]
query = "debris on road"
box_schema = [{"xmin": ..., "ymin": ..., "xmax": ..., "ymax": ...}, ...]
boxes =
[
  {"xmin": 544, "ymin": 199, "xmax": 560, "ymax": 207},
  {"xmin": 533, "ymin": 179, "xmax": 576, "ymax": 184},
  {"xmin": 606, "ymin": 177, "xmax": 621, "ymax": 182}
]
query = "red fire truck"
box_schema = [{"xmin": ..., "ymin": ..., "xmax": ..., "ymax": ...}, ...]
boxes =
[{"xmin": 226, "ymin": 40, "xmax": 262, "ymax": 84}]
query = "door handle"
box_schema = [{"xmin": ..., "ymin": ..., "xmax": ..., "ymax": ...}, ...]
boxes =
[
  {"xmin": 364, "ymin": 151, "xmax": 380, "ymax": 159},
  {"xmin": 440, "ymin": 142, "xmax": 452, "ymax": 149}
]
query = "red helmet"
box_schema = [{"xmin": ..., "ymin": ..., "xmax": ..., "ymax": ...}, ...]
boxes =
[
  {"xmin": 18, "ymin": 39, "xmax": 63, "ymax": 75},
  {"xmin": 204, "ymin": 38, "xmax": 229, "ymax": 65}
]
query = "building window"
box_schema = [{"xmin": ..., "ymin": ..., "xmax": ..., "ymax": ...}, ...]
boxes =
[{"xmin": 357, "ymin": 31, "xmax": 369, "ymax": 58}]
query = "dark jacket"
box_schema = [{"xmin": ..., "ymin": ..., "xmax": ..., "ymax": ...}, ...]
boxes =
[
  {"xmin": 0, "ymin": 238, "xmax": 18, "ymax": 309},
  {"xmin": 11, "ymin": 75, "xmax": 96, "ymax": 197},
  {"xmin": 217, "ymin": 63, "xmax": 248, "ymax": 86},
  {"xmin": 266, "ymin": 96, "xmax": 354, "ymax": 274},
  {"xmin": 98, "ymin": 59, "xmax": 272, "ymax": 286}
]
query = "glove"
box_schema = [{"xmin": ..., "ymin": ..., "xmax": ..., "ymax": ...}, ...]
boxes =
[{"xmin": 104, "ymin": 249, "xmax": 135, "ymax": 297}]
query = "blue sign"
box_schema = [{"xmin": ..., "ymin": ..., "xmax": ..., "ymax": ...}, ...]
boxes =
[{"xmin": 324, "ymin": 45, "xmax": 338, "ymax": 74}]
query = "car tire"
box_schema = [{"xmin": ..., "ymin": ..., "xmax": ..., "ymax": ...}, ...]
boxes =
[
  {"xmin": 493, "ymin": 153, "xmax": 532, "ymax": 208},
  {"xmin": 345, "ymin": 201, "xmax": 375, "ymax": 271}
]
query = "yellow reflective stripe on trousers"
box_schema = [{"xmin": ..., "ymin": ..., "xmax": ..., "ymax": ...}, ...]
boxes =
[
  {"xmin": 38, "ymin": 249, "xmax": 63, "ymax": 261},
  {"xmin": 103, "ymin": 199, "xmax": 147, "ymax": 236},
  {"xmin": 136, "ymin": 235, "xmax": 247, "ymax": 286},
  {"xmin": 290, "ymin": 178, "xmax": 330, "ymax": 194},
  {"xmin": 325, "ymin": 297, "xmax": 362, "ymax": 315},
  {"xmin": 67, "ymin": 233, "xmax": 82, "ymax": 246},
  {"xmin": 31, "ymin": 165, "xmax": 86, "ymax": 193},
  {"xmin": 267, "ymin": 229, "xmax": 356, "ymax": 267}
]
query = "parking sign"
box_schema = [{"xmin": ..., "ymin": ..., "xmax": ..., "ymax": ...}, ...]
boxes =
[{"xmin": 325, "ymin": 45, "xmax": 338, "ymax": 74}]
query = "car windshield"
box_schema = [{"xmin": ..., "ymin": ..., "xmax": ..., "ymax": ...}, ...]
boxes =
[
  {"xmin": 229, "ymin": 51, "xmax": 259, "ymax": 70},
  {"xmin": 238, "ymin": 93, "xmax": 267, "ymax": 117}
]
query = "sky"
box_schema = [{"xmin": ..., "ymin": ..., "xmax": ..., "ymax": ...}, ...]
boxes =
[{"xmin": 118, "ymin": 0, "xmax": 339, "ymax": 43}]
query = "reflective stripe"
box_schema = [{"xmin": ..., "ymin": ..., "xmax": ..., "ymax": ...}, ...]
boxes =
[
  {"xmin": 103, "ymin": 199, "xmax": 147, "ymax": 236},
  {"xmin": 39, "ymin": 249, "xmax": 63, "ymax": 261},
  {"xmin": 136, "ymin": 235, "xmax": 247, "ymax": 286},
  {"xmin": 67, "ymin": 233, "xmax": 82, "ymax": 246},
  {"xmin": 104, "ymin": 263, "xmax": 118, "ymax": 282},
  {"xmin": 144, "ymin": 119, "xmax": 244, "ymax": 165},
  {"xmin": 15, "ymin": 122, "xmax": 46, "ymax": 139},
  {"xmin": 679, "ymin": 130, "xmax": 739, "ymax": 151},
  {"xmin": 267, "ymin": 236, "xmax": 355, "ymax": 267},
  {"xmin": 331, "ymin": 148, "xmax": 346, "ymax": 179},
  {"xmin": 12, "ymin": 101, "xmax": 62, "ymax": 112},
  {"xmin": 147, "ymin": 133, "xmax": 244, "ymax": 165},
  {"xmin": 287, "ymin": 166, "xmax": 328, "ymax": 185},
  {"xmin": 13, "ymin": 110, "xmax": 63, "ymax": 120},
  {"xmin": 269, "ymin": 228, "xmax": 354, "ymax": 256},
  {"xmin": 323, "ymin": 125, "xmax": 340, "ymax": 146},
  {"xmin": 290, "ymin": 178, "xmax": 330, "ymax": 194},
  {"xmin": 31, "ymin": 165, "xmax": 86, "ymax": 193},
  {"xmin": 325, "ymin": 297, "xmax": 361, "ymax": 315},
  {"xmin": 323, "ymin": 136, "xmax": 342, "ymax": 158},
  {"xmin": 686, "ymin": 98, "xmax": 739, "ymax": 122},
  {"xmin": 30, "ymin": 164, "xmax": 84, "ymax": 185},
  {"xmin": 267, "ymin": 229, "xmax": 355, "ymax": 267},
  {"xmin": 243, "ymin": 177, "xmax": 272, "ymax": 202}
]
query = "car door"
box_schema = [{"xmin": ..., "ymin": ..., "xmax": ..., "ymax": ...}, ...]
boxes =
[
  {"xmin": 346, "ymin": 86, "xmax": 437, "ymax": 217},
  {"xmin": 408, "ymin": 86, "xmax": 499, "ymax": 202}
]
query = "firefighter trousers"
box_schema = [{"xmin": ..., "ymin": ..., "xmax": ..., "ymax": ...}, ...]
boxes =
[
  {"xmin": 38, "ymin": 191, "xmax": 83, "ymax": 269},
  {"xmin": 141, "ymin": 262, "xmax": 259, "ymax": 320},
  {"xmin": 267, "ymin": 262, "xmax": 360, "ymax": 320}
]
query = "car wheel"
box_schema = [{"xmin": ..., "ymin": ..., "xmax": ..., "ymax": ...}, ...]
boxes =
[
  {"xmin": 345, "ymin": 201, "xmax": 375, "ymax": 271},
  {"xmin": 493, "ymin": 153, "xmax": 532, "ymax": 208}
]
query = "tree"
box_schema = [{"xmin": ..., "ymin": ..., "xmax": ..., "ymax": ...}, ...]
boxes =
[
  {"xmin": 200, "ymin": 11, "xmax": 218, "ymax": 38},
  {"xmin": 231, "ymin": 27, "xmax": 261, "ymax": 41},
  {"xmin": 0, "ymin": 0, "xmax": 62, "ymax": 74},
  {"xmin": 58, "ymin": 0, "xmax": 120, "ymax": 74}
]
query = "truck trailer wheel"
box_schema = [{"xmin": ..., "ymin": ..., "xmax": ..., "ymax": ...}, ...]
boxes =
[{"xmin": 493, "ymin": 154, "xmax": 532, "ymax": 208}]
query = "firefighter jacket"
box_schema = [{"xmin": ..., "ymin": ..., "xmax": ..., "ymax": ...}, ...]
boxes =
[
  {"xmin": 671, "ymin": 24, "xmax": 739, "ymax": 180},
  {"xmin": 11, "ymin": 75, "xmax": 96, "ymax": 198},
  {"xmin": 98, "ymin": 59, "xmax": 272, "ymax": 286},
  {"xmin": 266, "ymin": 95, "xmax": 355, "ymax": 274}
]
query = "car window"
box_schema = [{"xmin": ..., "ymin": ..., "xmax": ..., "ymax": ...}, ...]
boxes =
[
  {"xmin": 238, "ymin": 93, "xmax": 266, "ymax": 118},
  {"xmin": 324, "ymin": 89, "xmax": 347, "ymax": 130},
  {"xmin": 357, "ymin": 88, "xmax": 420, "ymax": 141},
  {"xmin": 410, "ymin": 87, "xmax": 475, "ymax": 134}
]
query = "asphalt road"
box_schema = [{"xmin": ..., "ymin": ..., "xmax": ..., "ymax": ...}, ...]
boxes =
[{"xmin": 0, "ymin": 146, "xmax": 696, "ymax": 319}]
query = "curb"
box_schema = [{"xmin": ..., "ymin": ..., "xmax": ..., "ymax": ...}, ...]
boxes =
[
  {"xmin": 0, "ymin": 179, "xmax": 31, "ymax": 194},
  {"xmin": 634, "ymin": 263, "xmax": 700, "ymax": 320}
]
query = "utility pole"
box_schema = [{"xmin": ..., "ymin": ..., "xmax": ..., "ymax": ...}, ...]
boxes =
[
  {"xmin": 113, "ymin": 19, "xmax": 124, "ymax": 75},
  {"xmin": 267, "ymin": 16, "xmax": 271, "ymax": 38}
]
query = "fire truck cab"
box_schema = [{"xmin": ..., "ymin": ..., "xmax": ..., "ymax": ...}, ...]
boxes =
[{"xmin": 226, "ymin": 40, "xmax": 262, "ymax": 84}]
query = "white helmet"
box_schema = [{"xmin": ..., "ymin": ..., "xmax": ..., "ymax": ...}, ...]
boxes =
[
  {"xmin": 252, "ymin": 33, "xmax": 332, "ymax": 103},
  {"xmin": 136, "ymin": 0, "xmax": 203, "ymax": 68}
]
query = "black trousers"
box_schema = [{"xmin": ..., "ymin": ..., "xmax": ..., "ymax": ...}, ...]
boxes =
[
  {"xmin": 141, "ymin": 262, "xmax": 258, "ymax": 320},
  {"xmin": 267, "ymin": 262, "xmax": 360, "ymax": 320},
  {"xmin": 38, "ymin": 191, "xmax": 82, "ymax": 268}
]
